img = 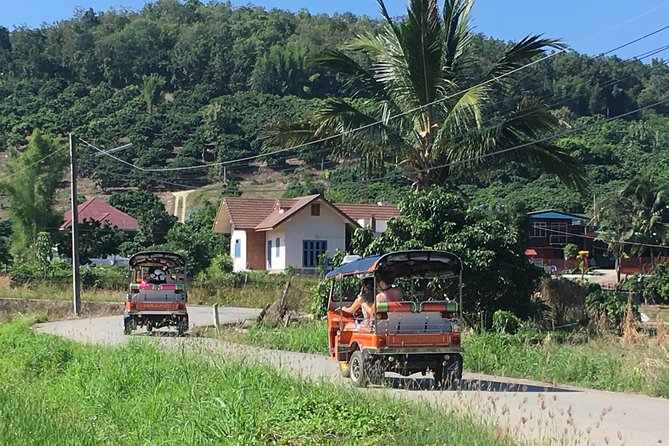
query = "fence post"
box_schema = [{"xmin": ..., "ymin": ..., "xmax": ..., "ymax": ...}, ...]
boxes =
[{"xmin": 213, "ymin": 304, "xmax": 220, "ymax": 332}]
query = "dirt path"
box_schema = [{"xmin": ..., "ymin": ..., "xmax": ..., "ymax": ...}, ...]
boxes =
[{"xmin": 36, "ymin": 308, "xmax": 669, "ymax": 446}]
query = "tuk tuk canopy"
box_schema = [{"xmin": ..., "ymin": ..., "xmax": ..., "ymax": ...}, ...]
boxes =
[
  {"xmin": 128, "ymin": 252, "xmax": 186, "ymax": 269},
  {"xmin": 325, "ymin": 250, "xmax": 461, "ymax": 280}
]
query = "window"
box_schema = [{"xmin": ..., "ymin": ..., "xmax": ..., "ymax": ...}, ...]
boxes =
[
  {"xmin": 549, "ymin": 222, "xmax": 568, "ymax": 246},
  {"xmin": 234, "ymin": 239, "xmax": 241, "ymax": 258},
  {"xmin": 267, "ymin": 240, "xmax": 272, "ymax": 268},
  {"xmin": 303, "ymin": 240, "xmax": 327, "ymax": 268},
  {"xmin": 311, "ymin": 203, "xmax": 320, "ymax": 216},
  {"xmin": 275, "ymin": 237, "xmax": 280, "ymax": 257},
  {"xmin": 531, "ymin": 222, "xmax": 547, "ymax": 238}
]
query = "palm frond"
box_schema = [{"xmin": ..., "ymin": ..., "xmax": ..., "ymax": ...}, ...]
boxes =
[
  {"xmin": 441, "ymin": 0, "xmax": 474, "ymax": 70},
  {"xmin": 401, "ymin": 0, "xmax": 445, "ymax": 107},
  {"xmin": 312, "ymin": 49, "xmax": 388, "ymax": 99},
  {"xmin": 487, "ymin": 35, "xmax": 566, "ymax": 84}
]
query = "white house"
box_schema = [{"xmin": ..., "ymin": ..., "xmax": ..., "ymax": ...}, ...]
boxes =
[{"xmin": 212, "ymin": 194, "xmax": 400, "ymax": 273}]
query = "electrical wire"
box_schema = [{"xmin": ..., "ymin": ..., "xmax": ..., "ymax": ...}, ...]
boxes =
[{"xmin": 541, "ymin": 226, "xmax": 669, "ymax": 250}]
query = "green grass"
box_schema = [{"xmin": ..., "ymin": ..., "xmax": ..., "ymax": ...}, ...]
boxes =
[
  {"xmin": 463, "ymin": 331, "xmax": 669, "ymax": 398},
  {"xmin": 208, "ymin": 321, "xmax": 329, "ymax": 355},
  {"xmin": 0, "ymin": 320, "xmax": 515, "ymax": 446}
]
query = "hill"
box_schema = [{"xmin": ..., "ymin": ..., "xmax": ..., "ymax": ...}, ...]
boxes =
[{"xmin": 0, "ymin": 0, "xmax": 668, "ymax": 212}]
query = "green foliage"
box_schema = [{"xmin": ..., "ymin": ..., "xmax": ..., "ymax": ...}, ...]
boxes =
[
  {"xmin": 311, "ymin": 280, "xmax": 330, "ymax": 319},
  {"xmin": 585, "ymin": 289, "xmax": 637, "ymax": 329},
  {"xmin": 1, "ymin": 129, "xmax": 67, "ymax": 259},
  {"xmin": 267, "ymin": 0, "xmax": 586, "ymax": 192},
  {"xmin": 642, "ymin": 263, "xmax": 669, "ymax": 304},
  {"xmin": 563, "ymin": 243, "xmax": 579, "ymax": 260},
  {"xmin": 161, "ymin": 202, "xmax": 223, "ymax": 275},
  {"xmin": 34, "ymin": 232, "xmax": 53, "ymax": 279},
  {"xmin": 76, "ymin": 220, "xmax": 128, "ymax": 262},
  {"xmin": 354, "ymin": 187, "xmax": 542, "ymax": 319},
  {"xmin": 141, "ymin": 73, "xmax": 165, "ymax": 113},
  {"xmin": 492, "ymin": 310, "xmax": 521, "ymax": 334},
  {"xmin": 464, "ymin": 330, "xmax": 669, "ymax": 397}
]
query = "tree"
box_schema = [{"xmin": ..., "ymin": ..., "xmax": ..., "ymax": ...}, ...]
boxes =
[
  {"xmin": 266, "ymin": 0, "xmax": 586, "ymax": 192},
  {"xmin": 592, "ymin": 195, "xmax": 635, "ymax": 284},
  {"xmin": 162, "ymin": 202, "xmax": 224, "ymax": 275},
  {"xmin": 77, "ymin": 219, "xmax": 128, "ymax": 263},
  {"xmin": 352, "ymin": 187, "xmax": 542, "ymax": 319},
  {"xmin": 0, "ymin": 129, "xmax": 67, "ymax": 258},
  {"xmin": 621, "ymin": 175, "xmax": 669, "ymax": 266},
  {"xmin": 141, "ymin": 73, "xmax": 166, "ymax": 113}
]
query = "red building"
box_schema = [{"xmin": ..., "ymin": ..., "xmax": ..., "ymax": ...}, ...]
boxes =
[{"xmin": 527, "ymin": 210, "xmax": 596, "ymax": 273}]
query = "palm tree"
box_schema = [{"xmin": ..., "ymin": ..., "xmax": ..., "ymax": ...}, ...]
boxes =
[
  {"xmin": 621, "ymin": 175, "xmax": 669, "ymax": 267},
  {"xmin": 265, "ymin": 0, "xmax": 587, "ymax": 191}
]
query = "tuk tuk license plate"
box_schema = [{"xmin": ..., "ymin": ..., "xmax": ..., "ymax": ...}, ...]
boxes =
[{"xmin": 136, "ymin": 302, "xmax": 177, "ymax": 311}]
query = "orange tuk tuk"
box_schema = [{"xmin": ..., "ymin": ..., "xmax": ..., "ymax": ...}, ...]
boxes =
[
  {"xmin": 325, "ymin": 250, "xmax": 463, "ymax": 388},
  {"xmin": 123, "ymin": 251, "xmax": 189, "ymax": 335}
]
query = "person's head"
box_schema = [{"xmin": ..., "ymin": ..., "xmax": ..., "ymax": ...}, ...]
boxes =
[
  {"xmin": 376, "ymin": 270, "xmax": 395, "ymax": 287},
  {"xmin": 361, "ymin": 278, "xmax": 374, "ymax": 294}
]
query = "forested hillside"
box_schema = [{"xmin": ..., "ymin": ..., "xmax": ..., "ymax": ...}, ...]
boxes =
[{"xmin": 0, "ymin": 0, "xmax": 668, "ymax": 212}]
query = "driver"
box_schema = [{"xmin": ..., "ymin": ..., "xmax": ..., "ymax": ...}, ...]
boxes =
[{"xmin": 342, "ymin": 278, "xmax": 374, "ymax": 319}]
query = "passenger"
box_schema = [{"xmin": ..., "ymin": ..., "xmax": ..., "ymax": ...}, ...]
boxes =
[
  {"xmin": 376, "ymin": 270, "xmax": 403, "ymax": 303},
  {"xmin": 342, "ymin": 278, "xmax": 374, "ymax": 319}
]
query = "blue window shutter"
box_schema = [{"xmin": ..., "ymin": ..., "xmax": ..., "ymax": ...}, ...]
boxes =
[
  {"xmin": 275, "ymin": 238, "xmax": 280, "ymax": 257},
  {"xmin": 234, "ymin": 240, "xmax": 241, "ymax": 258}
]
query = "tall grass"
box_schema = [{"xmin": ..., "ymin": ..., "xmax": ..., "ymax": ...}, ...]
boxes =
[
  {"xmin": 212, "ymin": 321, "xmax": 329, "ymax": 355},
  {"xmin": 0, "ymin": 320, "xmax": 514, "ymax": 446},
  {"xmin": 463, "ymin": 330, "xmax": 669, "ymax": 398}
]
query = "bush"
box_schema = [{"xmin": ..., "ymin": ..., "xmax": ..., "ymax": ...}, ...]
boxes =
[
  {"xmin": 310, "ymin": 280, "xmax": 330, "ymax": 319},
  {"xmin": 585, "ymin": 289, "xmax": 638, "ymax": 331},
  {"xmin": 642, "ymin": 263, "xmax": 669, "ymax": 304},
  {"xmin": 492, "ymin": 310, "xmax": 521, "ymax": 334}
]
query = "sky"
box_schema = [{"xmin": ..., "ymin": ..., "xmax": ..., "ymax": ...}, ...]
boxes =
[{"xmin": 1, "ymin": 0, "xmax": 668, "ymax": 60}]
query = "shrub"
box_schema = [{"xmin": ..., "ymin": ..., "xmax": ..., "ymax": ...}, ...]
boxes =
[
  {"xmin": 492, "ymin": 310, "xmax": 521, "ymax": 334},
  {"xmin": 586, "ymin": 289, "xmax": 638, "ymax": 332},
  {"xmin": 311, "ymin": 280, "xmax": 330, "ymax": 319},
  {"xmin": 642, "ymin": 263, "xmax": 669, "ymax": 304}
]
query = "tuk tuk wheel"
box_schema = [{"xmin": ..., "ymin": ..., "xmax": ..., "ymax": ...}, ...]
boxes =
[
  {"xmin": 349, "ymin": 351, "xmax": 368, "ymax": 387},
  {"xmin": 177, "ymin": 320, "xmax": 188, "ymax": 336}
]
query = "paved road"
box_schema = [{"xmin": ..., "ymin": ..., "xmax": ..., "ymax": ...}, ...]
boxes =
[{"xmin": 36, "ymin": 306, "xmax": 669, "ymax": 446}]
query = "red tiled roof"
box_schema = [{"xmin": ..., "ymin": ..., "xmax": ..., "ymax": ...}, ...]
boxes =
[
  {"xmin": 61, "ymin": 198, "xmax": 138, "ymax": 231},
  {"xmin": 221, "ymin": 197, "xmax": 298, "ymax": 230},
  {"xmin": 335, "ymin": 203, "xmax": 401, "ymax": 221},
  {"xmin": 255, "ymin": 194, "xmax": 322, "ymax": 230},
  {"xmin": 213, "ymin": 195, "xmax": 400, "ymax": 233}
]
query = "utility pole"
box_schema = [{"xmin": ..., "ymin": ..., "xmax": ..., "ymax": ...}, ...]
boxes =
[{"xmin": 69, "ymin": 133, "xmax": 81, "ymax": 315}]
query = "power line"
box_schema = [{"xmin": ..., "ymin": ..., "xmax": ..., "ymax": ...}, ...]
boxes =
[
  {"xmin": 542, "ymin": 226, "xmax": 669, "ymax": 250},
  {"xmin": 358, "ymin": 97, "xmax": 669, "ymax": 187},
  {"xmin": 0, "ymin": 145, "xmax": 69, "ymax": 181}
]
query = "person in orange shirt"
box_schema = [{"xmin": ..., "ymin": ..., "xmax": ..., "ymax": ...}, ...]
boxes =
[{"xmin": 375, "ymin": 270, "xmax": 403, "ymax": 303}]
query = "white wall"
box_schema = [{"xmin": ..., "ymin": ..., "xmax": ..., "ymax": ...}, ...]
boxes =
[
  {"xmin": 265, "ymin": 229, "xmax": 286, "ymax": 271},
  {"xmin": 230, "ymin": 229, "xmax": 247, "ymax": 272},
  {"xmin": 376, "ymin": 219, "xmax": 389, "ymax": 233},
  {"xmin": 284, "ymin": 203, "xmax": 347, "ymax": 270}
]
